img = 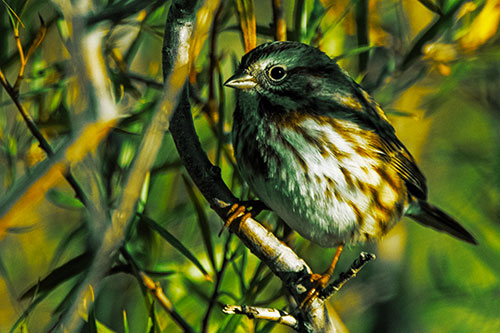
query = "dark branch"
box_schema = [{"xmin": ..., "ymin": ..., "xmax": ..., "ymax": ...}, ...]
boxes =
[{"xmin": 320, "ymin": 252, "xmax": 376, "ymax": 301}]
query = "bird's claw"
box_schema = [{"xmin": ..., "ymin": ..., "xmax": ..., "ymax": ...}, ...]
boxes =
[
  {"xmin": 299, "ymin": 273, "xmax": 332, "ymax": 308},
  {"xmin": 219, "ymin": 201, "xmax": 266, "ymax": 236}
]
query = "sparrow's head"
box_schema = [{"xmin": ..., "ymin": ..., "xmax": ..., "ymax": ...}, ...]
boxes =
[{"xmin": 224, "ymin": 41, "xmax": 350, "ymax": 108}]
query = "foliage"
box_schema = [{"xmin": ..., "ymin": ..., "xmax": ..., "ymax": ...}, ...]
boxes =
[{"xmin": 0, "ymin": 0, "xmax": 499, "ymax": 332}]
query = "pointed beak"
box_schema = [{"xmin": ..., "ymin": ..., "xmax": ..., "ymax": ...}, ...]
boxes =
[{"xmin": 224, "ymin": 71, "xmax": 257, "ymax": 89}]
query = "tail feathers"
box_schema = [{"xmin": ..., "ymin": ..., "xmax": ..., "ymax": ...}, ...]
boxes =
[{"xmin": 408, "ymin": 201, "xmax": 478, "ymax": 245}]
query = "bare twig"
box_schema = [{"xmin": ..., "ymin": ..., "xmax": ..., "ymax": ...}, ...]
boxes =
[
  {"xmin": 319, "ymin": 252, "xmax": 376, "ymax": 301},
  {"xmin": 12, "ymin": 26, "xmax": 25, "ymax": 92},
  {"xmin": 141, "ymin": 273, "xmax": 194, "ymax": 333},
  {"xmin": 223, "ymin": 304, "xmax": 299, "ymax": 330}
]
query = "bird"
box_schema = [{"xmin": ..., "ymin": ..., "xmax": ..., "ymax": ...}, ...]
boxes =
[{"xmin": 224, "ymin": 41, "xmax": 477, "ymax": 299}]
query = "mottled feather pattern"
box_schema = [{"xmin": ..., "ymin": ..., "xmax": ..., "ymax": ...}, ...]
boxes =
[
  {"xmin": 227, "ymin": 41, "xmax": 477, "ymax": 247},
  {"xmin": 233, "ymin": 99, "xmax": 405, "ymax": 246}
]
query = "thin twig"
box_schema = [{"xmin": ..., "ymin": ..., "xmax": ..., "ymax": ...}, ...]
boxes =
[
  {"xmin": 222, "ymin": 305, "xmax": 298, "ymax": 330},
  {"xmin": 141, "ymin": 273, "xmax": 194, "ymax": 333},
  {"xmin": 12, "ymin": 16, "xmax": 47, "ymax": 92},
  {"xmin": 319, "ymin": 252, "xmax": 376, "ymax": 301},
  {"xmin": 201, "ymin": 233, "xmax": 232, "ymax": 333},
  {"xmin": 13, "ymin": 26, "xmax": 25, "ymax": 92},
  {"xmin": 208, "ymin": 3, "xmax": 224, "ymax": 166}
]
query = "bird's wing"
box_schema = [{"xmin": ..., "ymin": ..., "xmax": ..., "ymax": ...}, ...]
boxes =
[
  {"xmin": 377, "ymin": 135, "xmax": 428, "ymax": 200},
  {"xmin": 344, "ymin": 84, "xmax": 428, "ymax": 200}
]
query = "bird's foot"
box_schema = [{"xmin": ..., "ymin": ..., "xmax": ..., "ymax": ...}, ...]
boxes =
[
  {"xmin": 218, "ymin": 200, "xmax": 268, "ymax": 236},
  {"xmin": 299, "ymin": 273, "xmax": 332, "ymax": 308},
  {"xmin": 299, "ymin": 244, "xmax": 344, "ymax": 307}
]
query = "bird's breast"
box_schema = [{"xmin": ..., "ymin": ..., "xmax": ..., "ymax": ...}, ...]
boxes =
[{"xmin": 233, "ymin": 109, "xmax": 406, "ymax": 246}]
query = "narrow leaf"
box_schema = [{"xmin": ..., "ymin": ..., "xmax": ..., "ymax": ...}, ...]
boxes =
[
  {"xmin": 10, "ymin": 292, "xmax": 47, "ymax": 333},
  {"xmin": 25, "ymin": 14, "xmax": 47, "ymax": 60},
  {"xmin": 333, "ymin": 45, "xmax": 376, "ymax": 61},
  {"xmin": 20, "ymin": 252, "xmax": 92, "ymax": 300},
  {"xmin": 182, "ymin": 175, "xmax": 216, "ymax": 271},
  {"xmin": 1, "ymin": 0, "xmax": 24, "ymax": 28},
  {"xmin": 123, "ymin": 310, "xmax": 129, "ymax": 333},
  {"xmin": 88, "ymin": 305, "xmax": 98, "ymax": 333},
  {"xmin": 140, "ymin": 214, "xmax": 211, "ymax": 279},
  {"xmin": 293, "ymin": 0, "xmax": 307, "ymax": 41},
  {"xmin": 417, "ymin": 0, "xmax": 443, "ymax": 15},
  {"xmin": 46, "ymin": 189, "xmax": 85, "ymax": 209}
]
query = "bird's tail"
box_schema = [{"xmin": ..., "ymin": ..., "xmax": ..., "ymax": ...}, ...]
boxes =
[{"xmin": 407, "ymin": 201, "xmax": 478, "ymax": 245}]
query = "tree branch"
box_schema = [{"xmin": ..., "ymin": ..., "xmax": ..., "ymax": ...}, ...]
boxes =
[
  {"xmin": 320, "ymin": 252, "xmax": 376, "ymax": 301},
  {"xmin": 223, "ymin": 305, "xmax": 299, "ymax": 330}
]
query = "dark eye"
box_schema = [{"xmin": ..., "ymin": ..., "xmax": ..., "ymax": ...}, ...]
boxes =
[{"xmin": 268, "ymin": 65, "xmax": 287, "ymax": 81}]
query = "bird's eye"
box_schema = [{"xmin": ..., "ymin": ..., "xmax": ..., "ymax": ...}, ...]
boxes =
[{"xmin": 268, "ymin": 65, "xmax": 287, "ymax": 81}]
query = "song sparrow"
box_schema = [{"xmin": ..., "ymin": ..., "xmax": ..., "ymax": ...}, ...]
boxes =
[{"xmin": 225, "ymin": 42, "xmax": 476, "ymax": 268}]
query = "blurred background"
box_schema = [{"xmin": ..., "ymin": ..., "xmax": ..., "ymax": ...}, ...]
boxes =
[{"xmin": 1, "ymin": 0, "xmax": 499, "ymax": 332}]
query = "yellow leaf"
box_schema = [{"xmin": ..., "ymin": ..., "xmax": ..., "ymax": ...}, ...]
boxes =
[
  {"xmin": 422, "ymin": 42, "xmax": 457, "ymax": 63},
  {"xmin": 457, "ymin": 1, "xmax": 477, "ymax": 21},
  {"xmin": 460, "ymin": 0, "xmax": 500, "ymax": 51}
]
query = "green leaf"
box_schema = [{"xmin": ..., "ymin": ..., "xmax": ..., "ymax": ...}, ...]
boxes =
[
  {"xmin": 49, "ymin": 224, "xmax": 86, "ymax": 268},
  {"xmin": 10, "ymin": 291, "xmax": 47, "ymax": 333},
  {"xmin": 88, "ymin": 304, "xmax": 98, "ymax": 333},
  {"xmin": 46, "ymin": 189, "xmax": 85, "ymax": 209},
  {"xmin": 182, "ymin": 175, "xmax": 216, "ymax": 271},
  {"xmin": 333, "ymin": 45, "xmax": 377, "ymax": 61},
  {"xmin": 182, "ymin": 277, "xmax": 211, "ymax": 302},
  {"xmin": 217, "ymin": 314, "xmax": 243, "ymax": 333},
  {"xmin": 0, "ymin": 255, "xmax": 16, "ymax": 309},
  {"xmin": 20, "ymin": 251, "xmax": 92, "ymax": 300},
  {"xmin": 139, "ymin": 214, "xmax": 211, "ymax": 279},
  {"xmin": 293, "ymin": 0, "xmax": 306, "ymax": 41},
  {"xmin": 147, "ymin": 302, "xmax": 159, "ymax": 333},
  {"xmin": 305, "ymin": 0, "xmax": 325, "ymax": 43},
  {"xmin": 417, "ymin": 0, "xmax": 443, "ymax": 15},
  {"xmin": 53, "ymin": 275, "xmax": 85, "ymax": 315},
  {"xmin": 1, "ymin": 0, "xmax": 24, "ymax": 28}
]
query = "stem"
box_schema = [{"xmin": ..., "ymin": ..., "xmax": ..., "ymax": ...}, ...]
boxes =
[
  {"xmin": 141, "ymin": 273, "xmax": 194, "ymax": 332},
  {"xmin": 272, "ymin": 0, "xmax": 287, "ymax": 41},
  {"xmin": 201, "ymin": 234, "xmax": 232, "ymax": 332}
]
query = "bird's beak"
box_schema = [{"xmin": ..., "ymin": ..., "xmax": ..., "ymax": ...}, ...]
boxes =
[{"xmin": 224, "ymin": 71, "xmax": 257, "ymax": 89}]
